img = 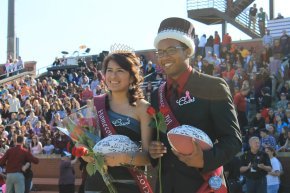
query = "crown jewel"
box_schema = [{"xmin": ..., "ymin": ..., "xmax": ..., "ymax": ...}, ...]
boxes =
[{"xmin": 110, "ymin": 43, "xmax": 135, "ymax": 53}]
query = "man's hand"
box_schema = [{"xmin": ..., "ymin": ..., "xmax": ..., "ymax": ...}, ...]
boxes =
[
  {"xmin": 149, "ymin": 141, "xmax": 167, "ymax": 159},
  {"xmin": 22, "ymin": 162, "xmax": 30, "ymax": 172},
  {"xmin": 172, "ymin": 139, "xmax": 204, "ymax": 168},
  {"xmin": 257, "ymin": 163, "xmax": 265, "ymax": 168}
]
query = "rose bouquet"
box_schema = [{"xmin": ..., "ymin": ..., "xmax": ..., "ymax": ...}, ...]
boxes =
[{"xmin": 61, "ymin": 105, "xmax": 117, "ymax": 193}]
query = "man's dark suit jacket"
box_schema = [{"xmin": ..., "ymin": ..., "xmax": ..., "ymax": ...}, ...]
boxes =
[{"xmin": 151, "ymin": 70, "xmax": 242, "ymax": 193}]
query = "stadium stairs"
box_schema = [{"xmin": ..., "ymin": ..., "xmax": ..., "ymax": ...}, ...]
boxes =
[{"xmin": 186, "ymin": 0, "xmax": 260, "ymax": 38}]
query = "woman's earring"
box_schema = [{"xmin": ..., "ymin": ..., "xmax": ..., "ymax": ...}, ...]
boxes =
[{"xmin": 129, "ymin": 84, "xmax": 134, "ymax": 90}]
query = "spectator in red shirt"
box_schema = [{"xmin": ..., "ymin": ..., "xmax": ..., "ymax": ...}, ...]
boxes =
[
  {"xmin": 214, "ymin": 31, "xmax": 221, "ymax": 57},
  {"xmin": 0, "ymin": 135, "xmax": 39, "ymax": 193},
  {"xmin": 234, "ymin": 87, "xmax": 250, "ymax": 135},
  {"xmin": 80, "ymin": 85, "xmax": 93, "ymax": 104},
  {"xmin": 222, "ymin": 33, "xmax": 232, "ymax": 51}
]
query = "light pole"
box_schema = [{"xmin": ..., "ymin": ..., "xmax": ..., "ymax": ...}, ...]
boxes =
[{"xmin": 7, "ymin": 0, "xmax": 16, "ymax": 60}]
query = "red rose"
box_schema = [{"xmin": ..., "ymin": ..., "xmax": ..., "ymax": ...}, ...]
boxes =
[
  {"xmin": 159, "ymin": 107, "xmax": 170, "ymax": 115},
  {"xmin": 147, "ymin": 106, "xmax": 156, "ymax": 116},
  {"xmin": 75, "ymin": 146, "xmax": 89, "ymax": 157}
]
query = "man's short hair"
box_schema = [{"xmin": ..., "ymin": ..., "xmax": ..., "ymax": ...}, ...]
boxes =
[
  {"xmin": 16, "ymin": 135, "xmax": 24, "ymax": 143},
  {"xmin": 249, "ymin": 136, "xmax": 259, "ymax": 144}
]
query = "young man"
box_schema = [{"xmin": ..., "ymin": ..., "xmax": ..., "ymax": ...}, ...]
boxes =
[
  {"xmin": 249, "ymin": 4, "xmax": 258, "ymax": 31},
  {"xmin": 0, "ymin": 135, "xmax": 39, "ymax": 193},
  {"xmin": 257, "ymin": 7, "xmax": 267, "ymax": 36},
  {"xmin": 148, "ymin": 17, "xmax": 242, "ymax": 193}
]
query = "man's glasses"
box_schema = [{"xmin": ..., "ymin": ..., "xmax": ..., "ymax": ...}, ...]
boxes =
[{"xmin": 156, "ymin": 46, "xmax": 185, "ymax": 58}]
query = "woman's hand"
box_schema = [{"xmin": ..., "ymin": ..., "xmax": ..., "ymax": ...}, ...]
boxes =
[
  {"xmin": 82, "ymin": 155, "xmax": 95, "ymax": 163},
  {"xmin": 104, "ymin": 152, "xmax": 127, "ymax": 167}
]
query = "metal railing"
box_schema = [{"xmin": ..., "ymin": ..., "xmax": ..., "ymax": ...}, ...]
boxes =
[
  {"xmin": 187, "ymin": 0, "xmax": 261, "ymax": 37},
  {"xmin": 187, "ymin": 0, "xmax": 226, "ymax": 12},
  {"xmin": 36, "ymin": 64, "xmax": 52, "ymax": 77},
  {"xmin": 0, "ymin": 68, "xmax": 26, "ymax": 80},
  {"xmin": 233, "ymin": 9, "xmax": 260, "ymax": 36}
]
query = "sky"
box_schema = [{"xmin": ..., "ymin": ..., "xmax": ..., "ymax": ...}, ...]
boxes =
[{"xmin": 0, "ymin": 0, "xmax": 288, "ymax": 73}]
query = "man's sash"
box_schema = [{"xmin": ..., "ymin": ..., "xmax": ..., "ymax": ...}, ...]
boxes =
[
  {"xmin": 94, "ymin": 94, "xmax": 153, "ymax": 193},
  {"xmin": 158, "ymin": 83, "xmax": 227, "ymax": 193}
]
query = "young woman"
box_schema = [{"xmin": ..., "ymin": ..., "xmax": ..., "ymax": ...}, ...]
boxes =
[
  {"xmin": 30, "ymin": 135, "xmax": 43, "ymax": 155},
  {"xmin": 84, "ymin": 51, "xmax": 152, "ymax": 193}
]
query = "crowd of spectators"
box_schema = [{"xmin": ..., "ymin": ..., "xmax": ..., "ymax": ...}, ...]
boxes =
[
  {"xmin": 0, "ymin": 63, "xmax": 106, "ymax": 159},
  {"xmin": 1, "ymin": 56, "xmax": 24, "ymax": 80},
  {"xmin": 0, "ymin": 27, "xmax": 289, "ymax": 192}
]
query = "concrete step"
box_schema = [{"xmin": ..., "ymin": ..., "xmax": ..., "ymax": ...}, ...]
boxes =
[{"xmin": 32, "ymin": 178, "xmax": 82, "ymax": 192}]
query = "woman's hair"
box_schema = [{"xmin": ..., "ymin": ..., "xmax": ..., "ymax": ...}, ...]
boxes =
[
  {"xmin": 265, "ymin": 146, "xmax": 277, "ymax": 156},
  {"xmin": 31, "ymin": 135, "xmax": 39, "ymax": 147},
  {"xmin": 102, "ymin": 52, "xmax": 144, "ymax": 106}
]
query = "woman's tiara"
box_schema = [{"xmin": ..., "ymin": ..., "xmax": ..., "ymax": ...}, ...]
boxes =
[{"xmin": 110, "ymin": 43, "xmax": 135, "ymax": 54}]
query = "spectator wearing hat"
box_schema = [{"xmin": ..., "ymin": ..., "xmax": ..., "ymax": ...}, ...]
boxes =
[
  {"xmin": 203, "ymin": 50, "xmax": 214, "ymax": 64},
  {"xmin": 59, "ymin": 151, "xmax": 78, "ymax": 193},
  {"xmin": 276, "ymin": 93, "xmax": 288, "ymax": 110},
  {"xmin": 149, "ymin": 17, "xmax": 241, "ymax": 193},
  {"xmin": 260, "ymin": 129, "xmax": 277, "ymax": 150},
  {"xmin": 201, "ymin": 59, "xmax": 214, "ymax": 76}
]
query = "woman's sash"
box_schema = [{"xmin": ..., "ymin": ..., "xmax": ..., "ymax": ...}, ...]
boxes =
[{"xmin": 94, "ymin": 94, "xmax": 153, "ymax": 193}]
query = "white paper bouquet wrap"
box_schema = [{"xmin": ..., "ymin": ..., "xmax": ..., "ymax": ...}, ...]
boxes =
[{"xmin": 93, "ymin": 135, "xmax": 139, "ymax": 154}]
